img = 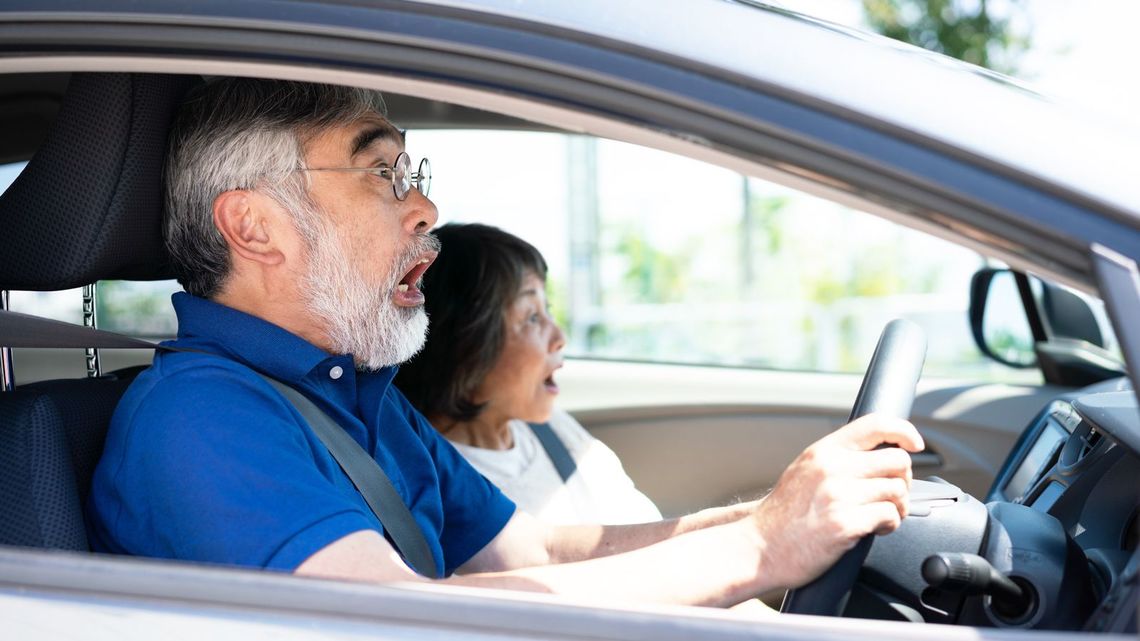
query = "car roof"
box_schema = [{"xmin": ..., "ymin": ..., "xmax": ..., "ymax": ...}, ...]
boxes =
[
  {"xmin": 399, "ymin": 0, "xmax": 1140, "ymax": 221},
  {"xmin": 2, "ymin": 0, "xmax": 1137, "ymax": 219}
]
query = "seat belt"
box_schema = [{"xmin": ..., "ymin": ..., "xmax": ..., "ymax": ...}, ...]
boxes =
[
  {"xmin": 527, "ymin": 422, "xmax": 577, "ymax": 483},
  {"xmin": 0, "ymin": 308, "xmax": 439, "ymax": 577},
  {"xmin": 259, "ymin": 376, "xmax": 437, "ymax": 578}
]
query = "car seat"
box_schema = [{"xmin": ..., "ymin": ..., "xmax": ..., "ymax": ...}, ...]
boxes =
[{"xmin": 0, "ymin": 73, "xmax": 196, "ymax": 550}]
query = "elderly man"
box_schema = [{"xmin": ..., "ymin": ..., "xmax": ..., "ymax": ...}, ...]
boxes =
[{"xmin": 87, "ymin": 77, "xmax": 923, "ymax": 607}]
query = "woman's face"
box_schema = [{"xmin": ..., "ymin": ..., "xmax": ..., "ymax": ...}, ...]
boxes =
[{"xmin": 474, "ymin": 271, "xmax": 566, "ymax": 426}]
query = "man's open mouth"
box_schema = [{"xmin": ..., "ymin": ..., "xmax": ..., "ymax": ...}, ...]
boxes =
[
  {"xmin": 392, "ymin": 251, "xmax": 438, "ymax": 306},
  {"xmin": 395, "ymin": 252, "xmax": 437, "ymax": 293}
]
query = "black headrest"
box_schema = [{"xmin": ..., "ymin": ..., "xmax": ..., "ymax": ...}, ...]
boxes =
[{"xmin": 0, "ymin": 73, "xmax": 198, "ymax": 291}]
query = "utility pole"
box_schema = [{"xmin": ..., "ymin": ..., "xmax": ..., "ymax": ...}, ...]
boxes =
[{"xmin": 566, "ymin": 136, "xmax": 600, "ymax": 351}]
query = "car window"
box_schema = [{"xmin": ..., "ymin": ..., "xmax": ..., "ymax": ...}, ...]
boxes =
[
  {"xmin": 411, "ymin": 130, "xmax": 1042, "ymax": 382},
  {"xmin": 0, "ymin": 134, "xmax": 1106, "ymax": 381},
  {"xmin": 96, "ymin": 280, "xmax": 181, "ymax": 337}
]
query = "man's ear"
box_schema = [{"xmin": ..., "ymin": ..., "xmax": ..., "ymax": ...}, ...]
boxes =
[{"xmin": 212, "ymin": 190, "xmax": 286, "ymax": 266}]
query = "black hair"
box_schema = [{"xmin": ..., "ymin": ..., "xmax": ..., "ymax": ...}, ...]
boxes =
[{"xmin": 395, "ymin": 223, "xmax": 548, "ymax": 422}]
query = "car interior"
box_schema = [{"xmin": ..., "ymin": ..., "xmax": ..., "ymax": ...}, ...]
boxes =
[{"xmin": 1, "ymin": 71, "xmax": 1139, "ymax": 634}]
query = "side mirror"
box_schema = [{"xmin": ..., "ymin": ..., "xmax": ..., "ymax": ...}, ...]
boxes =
[
  {"xmin": 968, "ymin": 268, "xmax": 1037, "ymax": 368},
  {"xmin": 969, "ymin": 267, "xmax": 1125, "ymax": 386}
]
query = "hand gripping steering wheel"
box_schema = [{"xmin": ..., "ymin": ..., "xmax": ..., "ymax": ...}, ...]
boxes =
[{"xmin": 780, "ymin": 318, "xmax": 927, "ymax": 616}]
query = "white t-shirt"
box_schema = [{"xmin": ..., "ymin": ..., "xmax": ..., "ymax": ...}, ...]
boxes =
[{"xmin": 450, "ymin": 408, "xmax": 662, "ymax": 525}]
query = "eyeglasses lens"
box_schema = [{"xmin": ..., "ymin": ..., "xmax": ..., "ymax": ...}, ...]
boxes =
[
  {"xmin": 416, "ymin": 157, "xmax": 431, "ymax": 197},
  {"xmin": 393, "ymin": 152, "xmax": 412, "ymax": 200}
]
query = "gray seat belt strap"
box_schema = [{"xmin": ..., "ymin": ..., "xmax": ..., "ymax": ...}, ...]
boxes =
[
  {"xmin": 0, "ymin": 309, "xmax": 439, "ymax": 577},
  {"xmin": 0, "ymin": 308, "xmax": 158, "ymax": 348},
  {"xmin": 527, "ymin": 422, "xmax": 577, "ymax": 483},
  {"xmin": 259, "ymin": 376, "xmax": 438, "ymax": 578}
]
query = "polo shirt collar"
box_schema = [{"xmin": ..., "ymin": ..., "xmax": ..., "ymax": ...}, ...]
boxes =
[{"xmin": 172, "ymin": 292, "xmax": 344, "ymax": 385}]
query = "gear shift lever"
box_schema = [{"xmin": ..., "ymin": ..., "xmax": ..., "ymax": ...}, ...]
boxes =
[{"xmin": 922, "ymin": 552, "xmax": 1034, "ymax": 621}]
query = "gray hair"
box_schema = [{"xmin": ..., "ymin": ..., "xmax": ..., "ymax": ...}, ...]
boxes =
[{"xmin": 163, "ymin": 77, "xmax": 388, "ymax": 298}]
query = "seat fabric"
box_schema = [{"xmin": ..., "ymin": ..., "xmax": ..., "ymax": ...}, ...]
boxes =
[{"xmin": 0, "ymin": 377, "xmax": 132, "ymax": 550}]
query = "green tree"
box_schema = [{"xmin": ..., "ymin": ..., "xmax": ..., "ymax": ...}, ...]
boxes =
[
  {"xmin": 747, "ymin": 194, "xmax": 789, "ymax": 255},
  {"xmin": 614, "ymin": 228, "xmax": 691, "ymax": 304},
  {"xmin": 862, "ymin": 0, "xmax": 1031, "ymax": 74}
]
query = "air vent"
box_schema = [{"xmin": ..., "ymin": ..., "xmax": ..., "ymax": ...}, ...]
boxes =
[
  {"xmin": 1079, "ymin": 428, "xmax": 1103, "ymax": 461},
  {"xmin": 1059, "ymin": 420, "xmax": 1105, "ymax": 472}
]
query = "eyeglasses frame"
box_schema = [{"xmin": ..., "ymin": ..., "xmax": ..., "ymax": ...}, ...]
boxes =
[{"xmin": 299, "ymin": 151, "xmax": 431, "ymax": 201}]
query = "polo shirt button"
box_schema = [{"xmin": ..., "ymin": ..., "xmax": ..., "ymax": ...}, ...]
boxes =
[{"xmin": 329, "ymin": 366, "xmax": 344, "ymax": 380}]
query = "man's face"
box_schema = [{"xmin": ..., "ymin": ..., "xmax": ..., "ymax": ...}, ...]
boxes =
[{"xmin": 295, "ymin": 115, "xmax": 440, "ymax": 369}]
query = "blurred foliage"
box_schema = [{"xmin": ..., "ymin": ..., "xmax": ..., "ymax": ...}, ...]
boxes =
[
  {"xmin": 614, "ymin": 227, "xmax": 691, "ymax": 304},
  {"xmin": 862, "ymin": 0, "xmax": 1031, "ymax": 75},
  {"xmin": 545, "ymin": 276, "xmax": 570, "ymax": 333},
  {"xmin": 988, "ymin": 326, "xmax": 1036, "ymax": 364},
  {"xmin": 804, "ymin": 241, "xmax": 940, "ymax": 306},
  {"xmin": 748, "ymin": 194, "xmax": 790, "ymax": 255},
  {"xmin": 96, "ymin": 280, "xmax": 179, "ymax": 337}
]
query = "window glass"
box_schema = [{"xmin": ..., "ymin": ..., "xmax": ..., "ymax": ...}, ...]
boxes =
[
  {"xmin": 411, "ymin": 130, "xmax": 1038, "ymax": 382},
  {"xmin": 0, "ymin": 161, "xmax": 26, "ymax": 189},
  {"xmin": 97, "ymin": 280, "xmax": 181, "ymax": 338},
  {"xmin": 2, "ymin": 131, "xmax": 1108, "ymax": 382},
  {"xmin": 9, "ymin": 281, "xmax": 180, "ymax": 338}
]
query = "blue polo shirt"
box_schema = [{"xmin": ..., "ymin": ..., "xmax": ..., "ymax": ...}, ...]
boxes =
[{"xmin": 87, "ymin": 292, "xmax": 515, "ymax": 577}]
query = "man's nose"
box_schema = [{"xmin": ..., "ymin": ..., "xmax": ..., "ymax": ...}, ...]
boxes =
[{"xmin": 401, "ymin": 189, "xmax": 439, "ymax": 234}]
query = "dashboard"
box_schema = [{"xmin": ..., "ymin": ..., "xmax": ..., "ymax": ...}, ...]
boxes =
[
  {"xmin": 985, "ymin": 376, "xmax": 1140, "ymax": 632},
  {"xmin": 852, "ymin": 376, "xmax": 1140, "ymax": 632}
]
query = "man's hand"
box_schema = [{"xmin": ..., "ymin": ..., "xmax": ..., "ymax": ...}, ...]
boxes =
[{"xmin": 751, "ymin": 413, "xmax": 924, "ymax": 591}]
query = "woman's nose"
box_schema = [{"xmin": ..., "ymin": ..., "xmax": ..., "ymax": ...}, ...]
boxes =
[{"xmin": 550, "ymin": 322, "xmax": 566, "ymax": 352}]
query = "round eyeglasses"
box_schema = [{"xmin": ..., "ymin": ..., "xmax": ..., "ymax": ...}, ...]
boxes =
[{"xmin": 300, "ymin": 151, "xmax": 431, "ymax": 201}]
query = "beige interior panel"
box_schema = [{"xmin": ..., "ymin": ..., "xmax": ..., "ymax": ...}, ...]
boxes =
[
  {"xmin": 559, "ymin": 360, "xmax": 1066, "ymax": 515},
  {"xmin": 580, "ymin": 407, "xmax": 837, "ymax": 517}
]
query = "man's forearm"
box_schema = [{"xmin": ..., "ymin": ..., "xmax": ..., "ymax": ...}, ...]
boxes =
[
  {"xmin": 545, "ymin": 499, "xmax": 762, "ymax": 564},
  {"xmin": 450, "ymin": 517, "xmax": 771, "ymax": 608},
  {"xmin": 299, "ymin": 522, "xmax": 771, "ymax": 608}
]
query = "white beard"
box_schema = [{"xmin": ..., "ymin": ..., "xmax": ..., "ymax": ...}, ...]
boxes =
[{"xmin": 300, "ymin": 221, "xmax": 436, "ymax": 370}]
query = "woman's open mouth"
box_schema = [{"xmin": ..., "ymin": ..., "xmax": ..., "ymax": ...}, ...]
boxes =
[
  {"xmin": 543, "ymin": 362, "xmax": 563, "ymax": 394},
  {"xmin": 393, "ymin": 251, "xmax": 437, "ymax": 307}
]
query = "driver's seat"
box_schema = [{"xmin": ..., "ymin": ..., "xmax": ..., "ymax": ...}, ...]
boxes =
[{"xmin": 0, "ymin": 73, "xmax": 195, "ymax": 550}]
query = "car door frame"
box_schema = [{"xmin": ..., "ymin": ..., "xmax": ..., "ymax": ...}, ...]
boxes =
[{"xmin": 3, "ymin": 2, "xmax": 1140, "ymax": 639}]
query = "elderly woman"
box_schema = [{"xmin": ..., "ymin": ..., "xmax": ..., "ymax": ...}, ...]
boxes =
[{"xmin": 396, "ymin": 223, "xmax": 661, "ymax": 525}]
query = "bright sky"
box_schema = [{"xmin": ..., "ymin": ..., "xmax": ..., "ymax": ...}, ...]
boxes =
[{"xmin": 773, "ymin": 0, "xmax": 1140, "ymax": 135}]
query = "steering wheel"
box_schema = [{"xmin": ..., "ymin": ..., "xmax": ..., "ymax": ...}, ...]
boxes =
[{"xmin": 780, "ymin": 319, "xmax": 927, "ymax": 616}]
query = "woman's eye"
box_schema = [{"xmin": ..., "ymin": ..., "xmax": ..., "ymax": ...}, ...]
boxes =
[{"xmin": 528, "ymin": 312, "xmax": 541, "ymax": 324}]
